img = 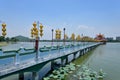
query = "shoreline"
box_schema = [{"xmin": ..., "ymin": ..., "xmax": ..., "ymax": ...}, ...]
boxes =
[{"xmin": 0, "ymin": 42, "xmax": 8, "ymax": 47}]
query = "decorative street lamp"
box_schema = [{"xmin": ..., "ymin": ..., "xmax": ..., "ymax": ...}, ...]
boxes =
[
  {"xmin": 81, "ymin": 34, "xmax": 84, "ymax": 48},
  {"xmin": 58, "ymin": 29, "xmax": 61, "ymax": 40},
  {"xmin": 55, "ymin": 29, "xmax": 61, "ymax": 41},
  {"xmin": 51, "ymin": 29, "xmax": 54, "ymax": 47},
  {"xmin": 71, "ymin": 33, "xmax": 75, "ymax": 50},
  {"xmin": 71, "ymin": 33, "xmax": 75, "ymax": 44},
  {"xmin": 55, "ymin": 29, "xmax": 61, "ymax": 53},
  {"xmin": 63, "ymin": 28, "xmax": 66, "ymax": 46},
  {"xmin": 39, "ymin": 23, "xmax": 43, "ymax": 37},
  {"xmin": 0, "ymin": 23, "xmax": 7, "ymax": 55},
  {"xmin": 55, "ymin": 29, "xmax": 61, "ymax": 50},
  {"xmin": 63, "ymin": 28, "xmax": 66, "ymax": 53},
  {"xmin": 31, "ymin": 28, "xmax": 34, "ymax": 38},
  {"xmin": 1, "ymin": 23, "xmax": 7, "ymax": 37},
  {"xmin": 64, "ymin": 34, "xmax": 68, "ymax": 40},
  {"xmin": 31, "ymin": 28, "xmax": 35, "ymax": 47},
  {"xmin": 76, "ymin": 35, "xmax": 81, "ymax": 45},
  {"xmin": 55, "ymin": 29, "xmax": 58, "ymax": 40},
  {"xmin": 31, "ymin": 21, "xmax": 44, "ymax": 61}
]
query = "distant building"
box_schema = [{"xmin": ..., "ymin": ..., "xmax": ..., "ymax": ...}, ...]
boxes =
[
  {"xmin": 106, "ymin": 37, "xmax": 114, "ymax": 41},
  {"xmin": 116, "ymin": 37, "xmax": 120, "ymax": 41}
]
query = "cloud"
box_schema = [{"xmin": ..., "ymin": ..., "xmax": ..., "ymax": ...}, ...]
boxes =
[
  {"xmin": 76, "ymin": 25, "xmax": 97, "ymax": 37},
  {"xmin": 78, "ymin": 25, "xmax": 95, "ymax": 30},
  {"xmin": 78, "ymin": 25, "xmax": 89, "ymax": 29}
]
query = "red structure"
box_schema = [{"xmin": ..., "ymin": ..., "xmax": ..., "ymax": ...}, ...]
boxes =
[
  {"xmin": 95, "ymin": 33, "xmax": 107, "ymax": 44},
  {"xmin": 35, "ymin": 38, "xmax": 39, "ymax": 51}
]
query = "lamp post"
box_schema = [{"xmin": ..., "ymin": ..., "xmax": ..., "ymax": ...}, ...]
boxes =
[
  {"xmin": 31, "ymin": 28, "xmax": 34, "ymax": 46},
  {"xmin": 31, "ymin": 21, "xmax": 44, "ymax": 61},
  {"xmin": 55, "ymin": 29, "xmax": 61, "ymax": 45},
  {"xmin": 0, "ymin": 23, "xmax": 7, "ymax": 55},
  {"xmin": 55, "ymin": 29, "xmax": 58, "ymax": 47},
  {"xmin": 58, "ymin": 29, "xmax": 61, "ymax": 47},
  {"xmin": 1, "ymin": 23, "xmax": 7, "ymax": 37},
  {"xmin": 51, "ymin": 29, "xmax": 54, "ymax": 47},
  {"xmin": 63, "ymin": 28, "xmax": 66, "ymax": 53},
  {"xmin": 58, "ymin": 29, "xmax": 61, "ymax": 54},
  {"xmin": 81, "ymin": 34, "xmax": 84, "ymax": 48},
  {"xmin": 71, "ymin": 33, "xmax": 75, "ymax": 50},
  {"xmin": 55, "ymin": 29, "xmax": 61, "ymax": 54},
  {"xmin": 71, "ymin": 33, "xmax": 75, "ymax": 45},
  {"xmin": 76, "ymin": 35, "xmax": 80, "ymax": 45},
  {"xmin": 31, "ymin": 28, "xmax": 34, "ymax": 38},
  {"xmin": 63, "ymin": 28, "xmax": 66, "ymax": 46}
]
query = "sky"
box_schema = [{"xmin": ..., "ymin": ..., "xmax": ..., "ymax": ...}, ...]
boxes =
[{"xmin": 0, "ymin": 0, "xmax": 120, "ymax": 39}]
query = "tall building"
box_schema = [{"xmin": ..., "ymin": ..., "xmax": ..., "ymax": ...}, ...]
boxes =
[{"xmin": 116, "ymin": 37, "xmax": 120, "ymax": 41}]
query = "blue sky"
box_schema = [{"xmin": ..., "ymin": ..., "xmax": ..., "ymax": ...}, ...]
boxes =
[{"xmin": 0, "ymin": 0, "xmax": 120, "ymax": 39}]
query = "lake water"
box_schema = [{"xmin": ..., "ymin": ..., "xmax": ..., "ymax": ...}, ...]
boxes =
[
  {"xmin": 67, "ymin": 43, "xmax": 120, "ymax": 80},
  {"xmin": 0, "ymin": 42, "xmax": 80, "ymax": 51}
]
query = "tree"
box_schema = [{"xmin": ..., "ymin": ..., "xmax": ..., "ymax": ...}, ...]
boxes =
[
  {"xmin": 0, "ymin": 36, "xmax": 5, "ymax": 42},
  {"xmin": 5, "ymin": 37, "xmax": 10, "ymax": 43},
  {"xmin": 11, "ymin": 37, "xmax": 19, "ymax": 42}
]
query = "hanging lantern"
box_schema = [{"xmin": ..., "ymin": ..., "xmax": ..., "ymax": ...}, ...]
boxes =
[
  {"xmin": 31, "ymin": 28, "xmax": 34, "ymax": 38},
  {"xmin": 33, "ymin": 22, "xmax": 37, "ymax": 27},
  {"xmin": 55, "ymin": 29, "xmax": 59, "ymax": 39},
  {"xmin": 58, "ymin": 30, "xmax": 61, "ymax": 39},
  {"xmin": 2, "ymin": 23, "xmax": 7, "ymax": 37},
  {"xmin": 76, "ymin": 35, "xmax": 81, "ymax": 41},
  {"xmin": 39, "ymin": 24, "xmax": 43, "ymax": 37},
  {"xmin": 65, "ymin": 34, "xmax": 68, "ymax": 40},
  {"xmin": 71, "ymin": 33, "xmax": 75, "ymax": 40}
]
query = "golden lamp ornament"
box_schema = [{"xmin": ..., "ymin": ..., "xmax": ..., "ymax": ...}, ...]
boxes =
[
  {"xmin": 31, "ymin": 22, "xmax": 44, "ymax": 38},
  {"xmin": 55, "ymin": 29, "xmax": 61, "ymax": 39},
  {"xmin": 2, "ymin": 23, "xmax": 7, "ymax": 37},
  {"xmin": 39, "ymin": 24, "xmax": 43, "ymax": 37},
  {"xmin": 71, "ymin": 33, "xmax": 75, "ymax": 40}
]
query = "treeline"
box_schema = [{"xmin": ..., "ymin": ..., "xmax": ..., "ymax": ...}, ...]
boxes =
[
  {"xmin": 107, "ymin": 40, "xmax": 120, "ymax": 42},
  {"xmin": 0, "ymin": 36, "xmax": 18, "ymax": 42}
]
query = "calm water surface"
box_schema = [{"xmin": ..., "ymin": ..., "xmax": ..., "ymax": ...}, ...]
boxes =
[{"xmin": 68, "ymin": 43, "xmax": 120, "ymax": 80}]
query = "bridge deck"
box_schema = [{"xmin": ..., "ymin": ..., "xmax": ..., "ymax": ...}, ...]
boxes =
[{"xmin": 0, "ymin": 43, "xmax": 100, "ymax": 78}]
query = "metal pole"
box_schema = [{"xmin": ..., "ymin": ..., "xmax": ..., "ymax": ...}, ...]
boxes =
[
  {"xmin": 63, "ymin": 28, "xmax": 66, "ymax": 53},
  {"xmin": 81, "ymin": 34, "xmax": 84, "ymax": 49},
  {"xmin": 63, "ymin": 28, "xmax": 65, "ymax": 46},
  {"xmin": 35, "ymin": 21, "xmax": 39, "ymax": 61},
  {"xmin": 35, "ymin": 37, "xmax": 39, "ymax": 61},
  {"xmin": 51, "ymin": 29, "xmax": 54, "ymax": 47}
]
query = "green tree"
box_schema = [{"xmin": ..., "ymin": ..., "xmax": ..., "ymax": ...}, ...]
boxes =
[
  {"xmin": 11, "ymin": 37, "xmax": 19, "ymax": 42},
  {"xmin": 0, "ymin": 36, "xmax": 5, "ymax": 42},
  {"xmin": 5, "ymin": 37, "xmax": 10, "ymax": 43}
]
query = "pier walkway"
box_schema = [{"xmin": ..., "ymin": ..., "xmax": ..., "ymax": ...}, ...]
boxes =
[{"xmin": 0, "ymin": 42, "xmax": 101, "ymax": 79}]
